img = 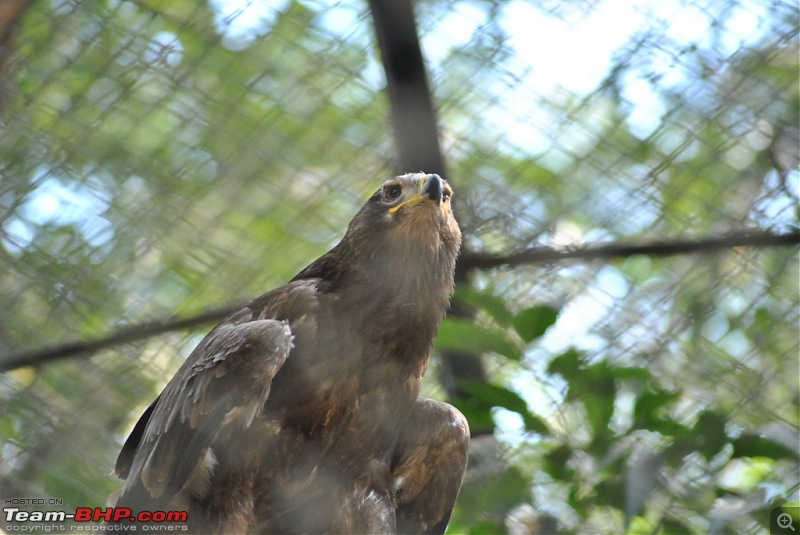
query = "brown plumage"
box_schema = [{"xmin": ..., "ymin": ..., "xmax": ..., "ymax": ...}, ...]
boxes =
[{"xmin": 112, "ymin": 173, "xmax": 468, "ymax": 534}]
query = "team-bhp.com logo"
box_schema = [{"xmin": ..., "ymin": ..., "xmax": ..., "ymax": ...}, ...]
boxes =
[{"xmin": 4, "ymin": 502, "xmax": 188, "ymax": 532}]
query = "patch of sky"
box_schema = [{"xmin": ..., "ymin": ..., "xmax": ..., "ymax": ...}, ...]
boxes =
[
  {"xmin": 493, "ymin": 407, "xmax": 526, "ymax": 444},
  {"xmin": 211, "ymin": 0, "xmax": 778, "ymax": 160},
  {"xmin": 620, "ymin": 74, "xmax": 667, "ymax": 139},
  {"xmin": 510, "ymin": 365, "xmax": 567, "ymax": 436},
  {"xmin": 718, "ymin": 329, "xmax": 751, "ymax": 361},
  {"xmin": 752, "ymin": 170, "xmax": 799, "ymax": 229},
  {"xmin": 428, "ymin": 0, "xmax": 777, "ymax": 154},
  {"xmin": 209, "ymin": 0, "xmax": 288, "ymax": 50},
  {"xmin": 540, "ymin": 266, "xmax": 630, "ymax": 355},
  {"xmin": 422, "ymin": 2, "xmax": 487, "ymax": 64},
  {"xmin": 143, "ymin": 32, "xmax": 184, "ymax": 67},
  {"xmin": 2, "ymin": 170, "xmax": 114, "ymax": 252},
  {"xmin": 314, "ymin": 1, "xmax": 370, "ymax": 44},
  {"xmin": 701, "ymin": 310, "xmax": 729, "ymax": 343}
]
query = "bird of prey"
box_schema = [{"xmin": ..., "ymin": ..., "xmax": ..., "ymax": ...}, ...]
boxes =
[{"xmin": 111, "ymin": 173, "xmax": 469, "ymax": 534}]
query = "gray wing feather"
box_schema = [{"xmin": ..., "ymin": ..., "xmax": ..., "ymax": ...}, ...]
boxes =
[{"xmin": 120, "ymin": 317, "xmax": 293, "ymax": 501}]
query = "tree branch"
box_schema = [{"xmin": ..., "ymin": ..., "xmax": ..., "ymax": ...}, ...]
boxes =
[
  {"xmin": 460, "ymin": 229, "xmax": 799, "ymax": 270},
  {"xmin": 366, "ymin": 0, "xmax": 446, "ymax": 177},
  {"xmin": 366, "ymin": 0, "xmax": 491, "ymax": 408},
  {"xmin": 0, "ymin": 304, "xmax": 241, "ymax": 373},
  {"xmin": 1, "ymin": 229, "xmax": 795, "ymax": 374}
]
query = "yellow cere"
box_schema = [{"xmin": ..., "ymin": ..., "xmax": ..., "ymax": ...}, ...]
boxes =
[
  {"xmin": 387, "ymin": 175, "xmax": 438, "ymax": 215},
  {"xmin": 388, "ymin": 195, "xmax": 423, "ymax": 214}
]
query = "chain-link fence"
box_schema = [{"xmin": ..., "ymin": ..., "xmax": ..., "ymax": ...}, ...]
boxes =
[{"xmin": 1, "ymin": 0, "xmax": 798, "ymax": 533}]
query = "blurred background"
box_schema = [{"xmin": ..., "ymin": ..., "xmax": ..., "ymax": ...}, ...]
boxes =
[{"xmin": 0, "ymin": 0, "xmax": 798, "ymax": 533}]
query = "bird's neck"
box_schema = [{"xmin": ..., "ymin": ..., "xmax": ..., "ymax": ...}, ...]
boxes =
[
  {"xmin": 349, "ymin": 245, "xmax": 455, "ymax": 373},
  {"xmin": 294, "ymin": 238, "xmax": 457, "ymax": 374}
]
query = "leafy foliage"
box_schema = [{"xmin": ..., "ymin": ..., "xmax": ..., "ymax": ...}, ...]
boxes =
[{"xmin": 0, "ymin": 1, "xmax": 797, "ymax": 534}]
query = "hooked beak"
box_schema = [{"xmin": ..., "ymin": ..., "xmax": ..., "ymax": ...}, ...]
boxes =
[{"xmin": 388, "ymin": 174, "xmax": 448, "ymax": 215}]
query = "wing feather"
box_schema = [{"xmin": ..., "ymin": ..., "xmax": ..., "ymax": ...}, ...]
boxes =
[
  {"xmin": 117, "ymin": 317, "xmax": 293, "ymax": 503},
  {"xmin": 115, "ymin": 394, "xmax": 159, "ymax": 480}
]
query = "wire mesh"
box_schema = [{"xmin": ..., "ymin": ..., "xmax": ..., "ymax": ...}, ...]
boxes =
[{"xmin": 0, "ymin": 0, "xmax": 797, "ymax": 533}]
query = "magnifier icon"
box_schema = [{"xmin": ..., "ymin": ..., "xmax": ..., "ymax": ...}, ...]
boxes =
[{"xmin": 778, "ymin": 512, "xmax": 796, "ymax": 532}]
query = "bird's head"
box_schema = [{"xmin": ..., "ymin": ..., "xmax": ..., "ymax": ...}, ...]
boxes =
[
  {"xmin": 361, "ymin": 172, "xmax": 460, "ymax": 302},
  {"xmin": 289, "ymin": 173, "xmax": 461, "ymax": 369},
  {"xmin": 372, "ymin": 172, "xmax": 460, "ymax": 250},
  {"xmin": 315, "ymin": 173, "xmax": 461, "ymax": 306},
  {"xmin": 356, "ymin": 172, "xmax": 461, "ymax": 266}
]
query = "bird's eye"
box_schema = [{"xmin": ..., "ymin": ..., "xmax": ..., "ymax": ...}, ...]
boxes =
[
  {"xmin": 384, "ymin": 184, "xmax": 402, "ymax": 201},
  {"xmin": 443, "ymin": 186, "xmax": 453, "ymax": 202}
]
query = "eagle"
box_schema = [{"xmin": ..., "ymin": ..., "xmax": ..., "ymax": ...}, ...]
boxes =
[{"xmin": 111, "ymin": 173, "xmax": 469, "ymax": 534}]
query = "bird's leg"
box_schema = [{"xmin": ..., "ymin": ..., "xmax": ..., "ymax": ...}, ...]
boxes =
[{"xmin": 392, "ymin": 397, "xmax": 470, "ymax": 535}]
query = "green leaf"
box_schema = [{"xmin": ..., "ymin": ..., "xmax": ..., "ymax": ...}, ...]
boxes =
[
  {"xmin": 448, "ymin": 464, "xmax": 530, "ymax": 532},
  {"xmin": 455, "ymin": 287, "xmax": 514, "ymax": 327},
  {"xmin": 0, "ymin": 415, "xmax": 18, "ymax": 440},
  {"xmin": 460, "ymin": 381, "xmax": 550, "ymax": 435},
  {"xmin": 731, "ymin": 433, "xmax": 800, "ymax": 461},
  {"xmin": 567, "ymin": 484, "xmax": 585, "ymax": 516},
  {"xmin": 626, "ymin": 515, "xmax": 656, "ymax": 535},
  {"xmin": 450, "ymin": 398, "xmax": 495, "ymax": 435},
  {"xmin": 660, "ymin": 517, "xmax": 695, "ymax": 535},
  {"xmin": 435, "ymin": 318, "xmax": 522, "ymax": 360},
  {"xmin": 581, "ymin": 361, "xmax": 619, "ymax": 440},
  {"xmin": 543, "ymin": 444, "xmax": 574, "ymax": 480},
  {"xmin": 513, "ymin": 305, "xmax": 559, "ymax": 343},
  {"xmin": 547, "ymin": 351, "xmax": 616, "ymax": 442},
  {"xmin": 467, "ymin": 520, "xmax": 505, "ymax": 535},
  {"xmin": 692, "ymin": 411, "xmax": 728, "ymax": 461},
  {"xmin": 547, "ymin": 348, "xmax": 584, "ymax": 378},
  {"xmin": 633, "ymin": 387, "xmax": 681, "ymax": 427},
  {"xmin": 752, "ymin": 307, "xmax": 772, "ymax": 331},
  {"xmin": 584, "ymin": 373, "xmax": 616, "ymax": 440},
  {"xmin": 595, "ymin": 479, "xmax": 626, "ymax": 509},
  {"xmin": 612, "ymin": 366, "xmax": 651, "ymax": 381},
  {"xmin": 638, "ymin": 417, "xmax": 691, "ymax": 437},
  {"xmin": 663, "ymin": 437, "xmax": 702, "ymax": 466}
]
